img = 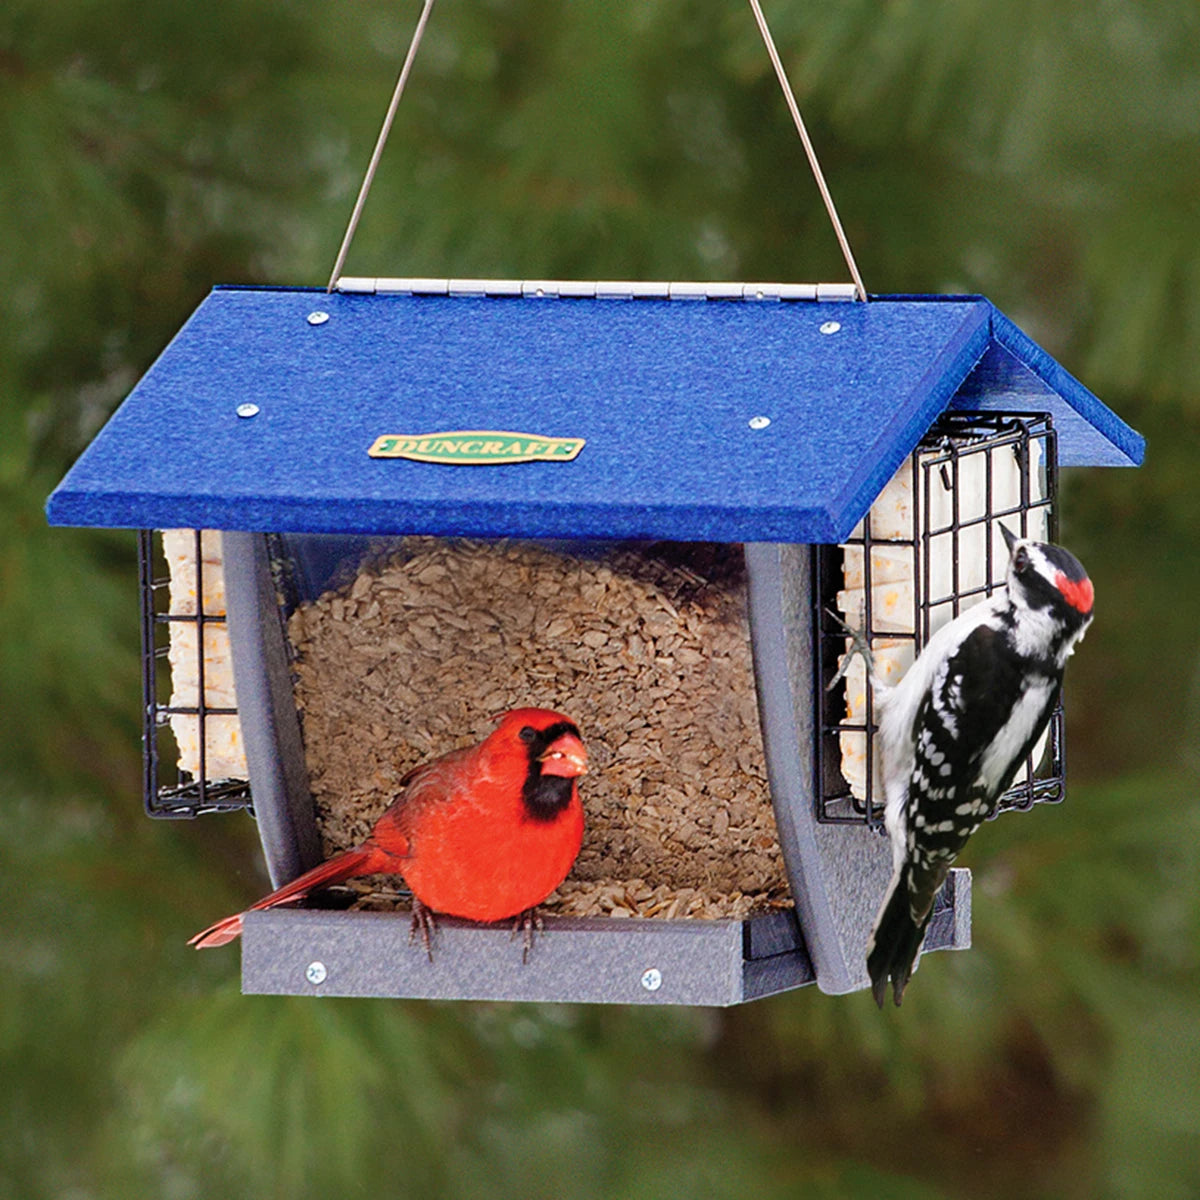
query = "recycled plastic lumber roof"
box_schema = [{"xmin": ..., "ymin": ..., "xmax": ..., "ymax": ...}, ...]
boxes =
[{"xmin": 46, "ymin": 285, "xmax": 1144, "ymax": 544}]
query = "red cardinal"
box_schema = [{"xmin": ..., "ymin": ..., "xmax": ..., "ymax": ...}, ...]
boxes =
[{"xmin": 189, "ymin": 708, "xmax": 587, "ymax": 954}]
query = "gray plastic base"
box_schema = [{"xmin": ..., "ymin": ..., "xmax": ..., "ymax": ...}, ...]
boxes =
[
  {"xmin": 239, "ymin": 884, "xmax": 968, "ymax": 1005},
  {"xmin": 242, "ymin": 908, "xmax": 813, "ymax": 1006}
]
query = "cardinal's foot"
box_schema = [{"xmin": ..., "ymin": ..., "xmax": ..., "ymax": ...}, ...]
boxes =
[
  {"xmin": 409, "ymin": 898, "xmax": 437, "ymax": 962},
  {"xmin": 510, "ymin": 907, "xmax": 545, "ymax": 964}
]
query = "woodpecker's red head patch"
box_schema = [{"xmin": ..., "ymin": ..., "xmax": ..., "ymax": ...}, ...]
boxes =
[{"xmin": 1055, "ymin": 572, "xmax": 1094, "ymax": 614}]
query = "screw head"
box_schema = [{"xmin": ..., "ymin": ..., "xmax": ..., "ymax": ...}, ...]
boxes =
[
  {"xmin": 307, "ymin": 311, "xmax": 330, "ymax": 326},
  {"xmin": 640, "ymin": 967, "xmax": 663, "ymax": 992},
  {"xmin": 819, "ymin": 320, "xmax": 842, "ymax": 335},
  {"xmin": 236, "ymin": 402, "xmax": 260, "ymax": 419},
  {"xmin": 305, "ymin": 961, "xmax": 327, "ymax": 985},
  {"xmin": 748, "ymin": 415, "xmax": 771, "ymax": 430}
]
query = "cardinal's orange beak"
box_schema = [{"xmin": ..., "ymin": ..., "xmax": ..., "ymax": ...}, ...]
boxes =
[{"xmin": 538, "ymin": 732, "xmax": 589, "ymax": 778}]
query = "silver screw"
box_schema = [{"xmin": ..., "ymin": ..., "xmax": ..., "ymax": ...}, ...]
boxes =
[
  {"xmin": 748, "ymin": 415, "xmax": 771, "ymax": 430},
  {"xmin": 819, "ymin": 320, "xmax": 841, "ymax": 335},
  {"xmin": 640, "ymin": 967, "xmax": 663, "ymax": 992},
  {"xmin": 307, "ymin": 311, "xmax": 330, "ymax": 326},
  {"xmin": 236, "ymin": 403, "xmax": 260, "ymax": 419},
  {"xmin": 305, "ymin": 961, "xmax": 327, "ymax": 985}
]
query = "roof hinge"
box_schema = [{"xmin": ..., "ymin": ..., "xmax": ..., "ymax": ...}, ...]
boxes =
[{"xmin": 334, "ymin": 277, "xmax": 864, "ymax": 302}]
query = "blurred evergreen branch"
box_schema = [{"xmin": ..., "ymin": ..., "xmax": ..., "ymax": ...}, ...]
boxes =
[
  {"xmin": 711, "ymin": 767, "xmax": 1200, "ymax": 1200},
  {"xmin": 0, "ymin": 394, "xmax": 138, "ymax": 792}
]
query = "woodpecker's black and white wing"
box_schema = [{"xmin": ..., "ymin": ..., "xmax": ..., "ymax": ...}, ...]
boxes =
[
  {"xmin": 904, "ymin": 623, "xmax": 1060, "ymax": 912},
  {"xmin": 867, "ymin": 620, "xmax": 1061, "ymax": 1007}
]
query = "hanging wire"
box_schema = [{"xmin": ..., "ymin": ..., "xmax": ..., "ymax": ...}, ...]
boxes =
[
  {"xmin": 326, "ymin": 0, "xmax": 866, "ymax": 299},
  {"xmin": 326, "ymin": 0, "xmax": 437, "ymax": 292},
  {"xmin": 746, "ymin": 0, "xmax": 868, "ymax": 301}
]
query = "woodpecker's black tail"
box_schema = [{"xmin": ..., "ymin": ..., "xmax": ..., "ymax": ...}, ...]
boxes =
[{"xmin": 866, "ymin": 867, "xmax": 931, "ymax": 1008}]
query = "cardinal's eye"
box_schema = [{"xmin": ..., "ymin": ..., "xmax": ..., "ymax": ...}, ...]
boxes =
[{"xmin": 519, "ymin": 725, "xmax": 537, "ymax": 743}]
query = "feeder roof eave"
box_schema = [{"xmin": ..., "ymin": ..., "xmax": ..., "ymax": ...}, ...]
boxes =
[
  {"xmin": 949, "ymin": 307, "xmax": 1146, "ymax": 469},
  {"xmin": 45, "ymin": 286, "xmax": 1143, "ymax": 545}
]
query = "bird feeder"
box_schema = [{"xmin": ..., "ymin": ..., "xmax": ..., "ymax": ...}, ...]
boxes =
[{"xmin": 46, "ymin": 280, "xmax": 1143, "ymax": 1004}]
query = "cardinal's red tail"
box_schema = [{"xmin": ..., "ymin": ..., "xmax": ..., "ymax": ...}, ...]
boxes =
[{"xmin": 189, "ymin": 844, "xmax": 393, "ymax": 949}]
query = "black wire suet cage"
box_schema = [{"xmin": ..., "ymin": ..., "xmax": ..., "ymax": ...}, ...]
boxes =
[
  {"xmin": 814, "ymin": 411, "xmax": 1065, "ymax": 828},
  {"xmin": 138, "ymin": 528, "xmax": 253, "ymax": 818}
]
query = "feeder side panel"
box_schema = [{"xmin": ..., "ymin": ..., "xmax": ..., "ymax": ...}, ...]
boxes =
[
  {"xmin": 744, "ymin": 542, "xmax": 891, "ymax": 993},
  {"xmin": 223, "ymin": 531, "xmax": 321, "ymax": 886}
]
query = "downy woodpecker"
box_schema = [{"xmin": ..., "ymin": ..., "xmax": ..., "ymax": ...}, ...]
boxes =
[{"xmin": 859, "ymin": 525, "xmax": 1094, "ymax": 1006}]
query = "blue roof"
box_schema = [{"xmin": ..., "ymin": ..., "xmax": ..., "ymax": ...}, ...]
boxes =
[{"xmin": 46, "ymin": 285, "xmax": 1143, "ymax": 544}]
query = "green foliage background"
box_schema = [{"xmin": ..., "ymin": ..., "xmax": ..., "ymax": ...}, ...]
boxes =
[{"xmin": 3, "ymin": 2, "xmax": 1198, "ymax": 1196}]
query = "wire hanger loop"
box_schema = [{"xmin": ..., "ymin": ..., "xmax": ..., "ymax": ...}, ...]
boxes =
[{"xmin": 326, "ymin": 0, "xmax": 868, "ymax": 300}]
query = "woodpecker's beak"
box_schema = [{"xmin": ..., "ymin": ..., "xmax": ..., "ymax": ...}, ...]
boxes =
[
  {"xmin": 538, "ymin": 732, "xmax": 589, "ymax": 778},
  {"xmin": 1000, "ymin": 524, "xmax": 1020, "ymax": 553}
]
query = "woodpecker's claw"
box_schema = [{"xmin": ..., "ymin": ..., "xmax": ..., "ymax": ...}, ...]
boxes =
[{"xmin": 825, "ymin": 606, "xmax": 875, "ymax": 692}]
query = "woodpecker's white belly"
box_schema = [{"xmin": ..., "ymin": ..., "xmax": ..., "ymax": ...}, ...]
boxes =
[
  {"xmin": 875, "ymin": 600, "xmax": 999, "ymax": 867},
  {"xmin": 977, "ymin": 677, "xmax": 1055, "ymax": 793}
]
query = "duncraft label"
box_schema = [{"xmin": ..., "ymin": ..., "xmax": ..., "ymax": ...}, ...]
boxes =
[{"xmin": 368, "ymin": 430, "xmax": 585, "ymax": 465}]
